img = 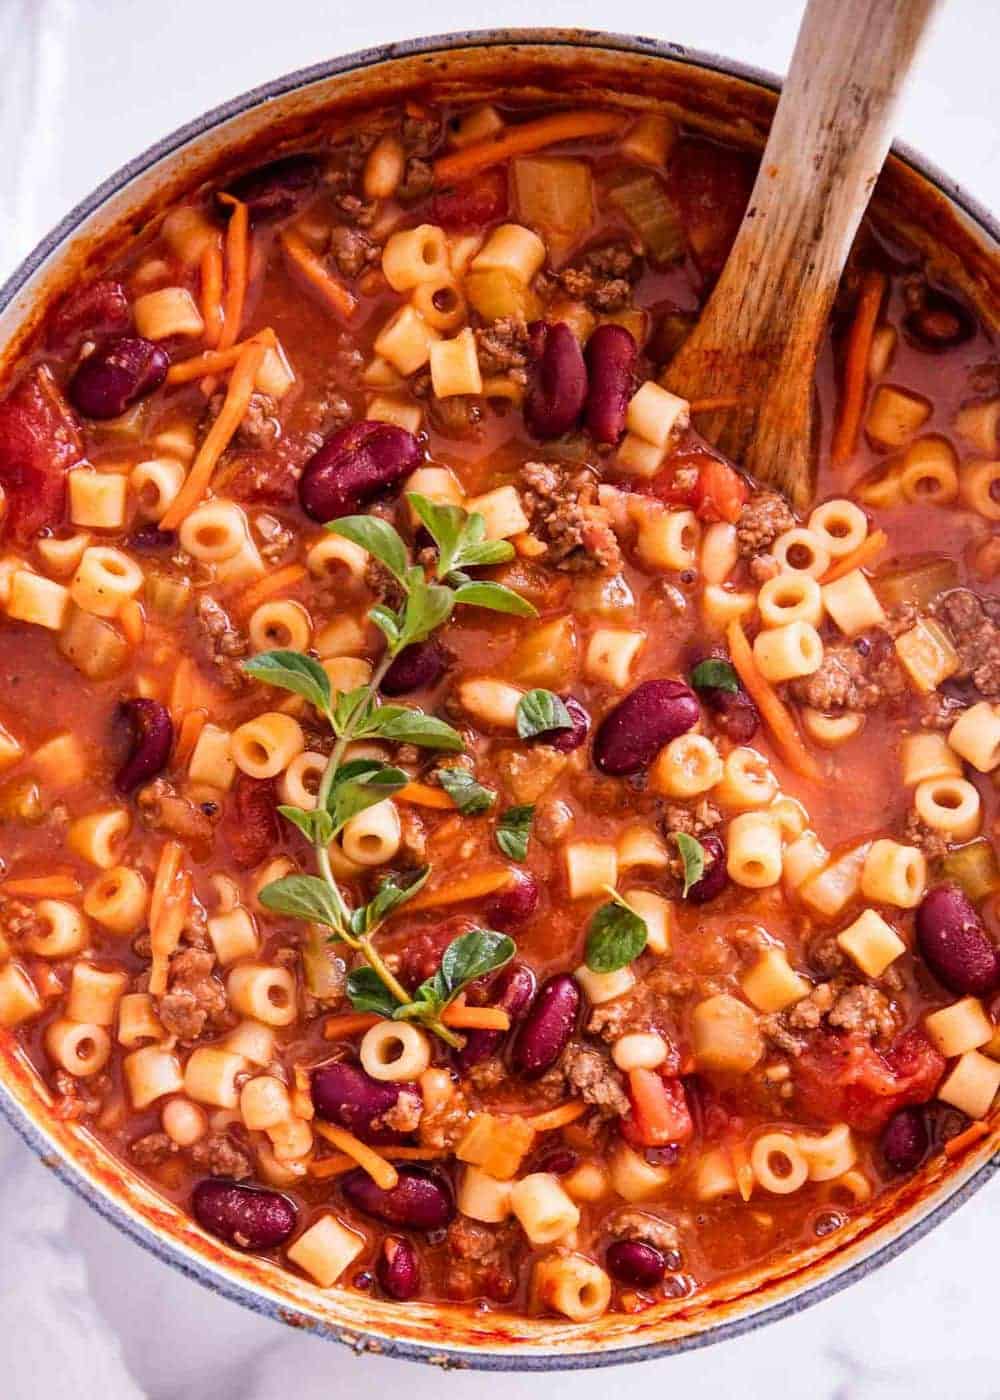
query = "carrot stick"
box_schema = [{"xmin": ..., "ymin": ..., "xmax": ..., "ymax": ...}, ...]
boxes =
[
  {"xmin": 232, "ymin": 563, "xmax": 307, "ymax": 619},
  {"xmin": 308, "ymin": 1146, "xmax": 446, "ymax": 1179},
  {"xmin": 280, "ymin": 229, "xmax": 358, "ymax": 322},
  {"xmin": 313, "ymin": 1121, "xmax": 399, "ymax": 1190},
  {"xmin": 166, "ymin": 328, "xmax": 276, "ymax": 385},
  {"xmin": 172, "ymin": 708, "xmax": 207, "ymax": 772},
  {"xmin": 216, "ymin": 195, "xmax": 249, "ymax": 352},
  {"xmin": 322, "ymin": 1012, "xmax": 381, "ymax": 1040},
  {"xmin": 726, "ymin": 619, "xmax": 823, "ymax": 782},
  {"xmin": 728, "ymin": 1141, "xmax": 755, "ymax": 1202},
  {"xmin": 0, "ymin": 874, "xmax": 81, "ymax": 899},
  {"xmin": 831, "ymin": 269, "xmax": 887, "ymax": 467},
  {"xmin": 120, "ymin": 599, "xmax": 145, "ymax": 647},
  {"xmin": 434, "ymin": 110, "xmax": 625, "ymax": 183},
  {"xmin": 820, "ymin": 528, "xmax": 888, "ymax": 585},
  {"xmin": 169, "ymin": 657, "xmax": 196, "ymax": 726},
  {"xmin": 405, "ymin": 865, "xmax": 515, "ymax": 912},
  {"xmin": 199, "ymin": 238, "xmax": 225, "ymax": 349},
  {"xmin": 149, "ymin": 840, "xmax": 183, "ymax": 939},
  {"xmin": 159, "ymin": 340, "xmax": 266, "ymax": 529},
  {"xmin": 526, "ymin": 1101, "xmax": 590, "ymax": 1132},
  {"xmin": 441, "ymin": 1005, "xmax": 511, "ymax": 1031},
  {"xmin": 396, "ymin": 781, "xmax": 456, "ymax": 810},
  {"xmin": 149, "ymin": 868, "xmax": 191, "ymax": 998},
  {"xmin": 944, "ymin": 1119, "xmax": 991, "ymax": 1158},
  {"xmin": 689, "ymin": 395, "xmax": 743, "ymax": 413}
]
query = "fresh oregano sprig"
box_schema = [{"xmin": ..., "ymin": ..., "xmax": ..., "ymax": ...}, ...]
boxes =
[{"xmin": 242, "ymin": 498, "xmax": 536, "ymax": 1046}]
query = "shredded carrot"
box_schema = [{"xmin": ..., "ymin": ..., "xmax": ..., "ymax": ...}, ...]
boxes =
[
  {"xmin": 169, "ymin": 657, "xmax": 196, "ymax": 726},
  {"xmin": 728, "ymin": 1141, "xmax": 755, "ymax": 1202},
  {"xmin": 726, "ymin": 619, "xmax": 823, "ymax": 782},
  {"xmin": 0, "ymin": 874, "xmax": 81, "ymax": 899},
  {"xmin": 322, "ymin": 1012, "xmax": 381, "ymax": 1040},
  {"xmin": 233, "ymin": 563, "xmax": 307, "ymax": 619},
  {"xmin": 216, "ymin": 194, "xmax": 249, "ymax": 352},
  {"xmin": 165, "ymin": 328, "xmax": 276, "ymax": 385},
  {"xmin": 172, "ymin": 708, "xmax": 207, "ymax": 772},
  {"xmin": 313, "ymin": 1121, "xmax": 399, "ymax": 1189},
  {"xmin": 308, "ymin": 1145, "xmax": 446, "ymax": 1179},
  {"xmin": 199, "ymin": 237, "xmax": 225, "ymax": 349},
  {"xmin": 149, "ymin": 840, "xmax": 183, "ymax": 939},
  {"xmin": 526, "ymin": 1101, "xmax": 590, "ymax": 1133},
  {"xmin": 945, "ymin": 1119, "xmax": 991, "ymax": 1158},
  {"xmin": 831, "ymin": 269, "xmax": 887, "ymax": 466},
  {"xmin": 396, "ymin": 781, "xmax": 456, "ymax": 810},
  {"xmin": 441, "ymin": 1004, "xmax": 511, "ymax": 1031},
  {"xmin": 159, "ymin": 340, "xmax": 266, "ymax": 529},
  {"xmin": 149, "ymin": 868, "xmax": 191, "ymax": 998},
  {"xmin": 120, "ymin": 599, "xmax": 145, "ymax": 647},
  {"xmin": 820, "ymin": 528, "xmax": 888, "ymax": 585},
  {"xmin": 433, "ymin": 110, "xmax": 625, "ymax": 183},
  {"xmin": 689, "ymin": 395, "xmax": 743, "ymax": 413},
  {"xmin": 405, "ymin": 865, "xmax": 515, "ymax": 912},
  {"xmin": 280, "ymin": 229, "xmax": 358, "ymax": 322}
]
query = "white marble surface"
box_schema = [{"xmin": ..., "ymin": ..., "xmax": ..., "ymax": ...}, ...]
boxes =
[{"xmin": 2, "ymin": 1, "xmax": 1000, "ymax": 1395}]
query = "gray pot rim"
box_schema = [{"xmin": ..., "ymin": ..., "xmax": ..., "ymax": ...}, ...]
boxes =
[{"xmin": 1, "ymin": 25, "xmax": 997, "ymax": 1373}]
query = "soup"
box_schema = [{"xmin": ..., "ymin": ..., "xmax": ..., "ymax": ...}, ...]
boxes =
[{"xmin": 0, "ymin": 96, "xmax": 998, "ymax": 1323}]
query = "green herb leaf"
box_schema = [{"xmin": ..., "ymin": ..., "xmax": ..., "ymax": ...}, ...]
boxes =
[
  {"xmin": 516, "ymin": 688, "xmax": 572, "ymax": 740},
  {"xmin": 456, "ymin": 538, "xmax": 516, "ymax": 570},
  {"xmin": 452, "ymin": 581, "xmax": 537, "ymax": 618},
  {"xmin": 370, "ymin": 603, "xmax": 402, "ymax": 648},
  {"xmin": 407, "ymin": 494, "xmax": 468, "ymax": 577},
  {"xmin": 277, "ymin": 804, "xmax": 334, "ymax": 846},
  {"xmin": 327, "ymin": 761, "xmax": 409, "ymax": 835},
  {"xmin": 495, "ymin": 805, "xmax": 534, "ymax": 862},
  {"xmin": 690, "ymin": 658, "xmax": 739, "ymax": 694},
  {"xmin": 435, "ymin": 766, "xmax": 496, "ymax": 815},
  {"xmin": 326, "ymin": 516, "xmax": 408, "ymax": 583},
  {"xmin": 332, "ymin": 686, "xmax": 377, "ymax": 737},
  {"xmin": 440, "ymin": 928, "xmax": 515, "ymax": 996},
  {"xmin": 346, "ymin": 966, "xmax": 400, "ymax": 1018},
  {"xmin": 356, "ymin": 867, "xmax": 430, "ymax": 933},
  {"xmin": 675, "ymin": 831, "xmax": 707, "ymax": 897},
  {"xmin": 258, "ymin": 874, "xmax": 343, "ymax": 929},
  {"xmin": 584, "ymin": 901, "xmax": 647, "ymax": 973},
  {"xmin": 359, "ymin": 705, "xmax": 464, "ymax": 751},
  {"xmin": 395, "ymin": 572, "xmax": 455, "ymax": 651},
  {"xmin": 242, "ymin": 650, "xmax": 332, "ymax": 714}
]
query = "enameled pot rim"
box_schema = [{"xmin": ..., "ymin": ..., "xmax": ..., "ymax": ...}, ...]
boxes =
[{"xmin": 0, "ymin": 26, "xmax": 997, "ymax": 1371}]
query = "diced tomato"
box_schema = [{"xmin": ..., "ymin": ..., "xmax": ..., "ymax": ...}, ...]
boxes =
[
  {"xmin": 795, "ymin": 1030, "xmax": 945, "ymax": 1133},
  {"xmin": 621, "ymin": 1069, "xmax": 694, "ymax": 1148},
  {"xmin": 46, "ymin": 278, "xmax": 130, "ymax": 351},
  {"xmin": 0, "ymin": 368, "xmax": 82, "ymax": 544},
  {"xmin": 669, "ymin": 137, "xmax": 756, "ymax": 281},
  {"xmin": 430, "ymin": 167, "xmax": 508, "ymax": 230},
  {"xmin": 690, "ymin": 455, "xmax": 750, "ymax": 524},
  {"xmin": 225, "ymin": 775, "xmax": 280, "ymax": 870}
]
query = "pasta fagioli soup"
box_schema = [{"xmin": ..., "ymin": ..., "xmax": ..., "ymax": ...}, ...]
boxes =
[{"xmin": 0, "ymin": 94, "xmax": 998, "ymax": 1323}]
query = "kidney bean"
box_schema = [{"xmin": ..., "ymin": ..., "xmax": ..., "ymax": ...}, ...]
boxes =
[
  {"xmin": 381, "ymin": 640, "xmax": 445, "ymax": 696},
  {"xmin": 191, "ymin": 1179, "xmax": 297, "ymax": 1250},
  {"xmin": 532, "ymin": 1147, "xmax": 577, "ymax": 1176},
  {"xmin": 689, "ymin": 652, "xmax": 760, "ymax": 743},
  {"xmin": 68, "ymin": 336, "xmax": 168, "ymax": 420},
  {"xmin": 686, "ymin": 832, "xmax": 729, "ymax": 904},
  {"xmin": 593, "ymin": 679, "xmax": 700, "ymax": 776},
  {"xmin": 341, "ymin": 1165, "xmax": 455, "ymax": 1231},
  {"xmin": 312, "ymin": 1061, "xmax": 422, "ymax": 1144},
  {"xmin": 881, "ymin": 1106, "xmax": 929, "ymax": 1174},
  {"xmin": 456, "ymin": 961, "xmax": 537, "ymax": 1069},
  {"xmin": 524, "ymin": 322, "xmax": 588, "ymax": 439},
  {"xmin": 226, "ymin": 775, "xmax": 280, "ymax": 870},
  {"xmin": 223, "ymin": 154, "xmax": 322, "ymax": 221},
  {"xmin": 903, "ymin": 284, "xmax": 975, "ymax": 351},
  {"xmin": 376, "ymin": 1235, "xmax": 421, "ymax": 1300},
  {"xmin": 584, "ymin": 324, "xmax": 637, "ymax": 445},
  {"xmin": 114, "ymin": 698, "xmax": 174, "ymax": 794},
  {"xmin": 48, "ymin": 279, "xmax": 130, "ymax": 350},
  {"xmin": 915, "ymin": 885, "xmax": 1000, "ymax": 996},
  {"xmin": 606, "ymin": 1240, "xmax": 667, "ymax": 1288},
  {"xmin": 511, "ymin": 973, "xmax": 579, "ymax": 1078},
  {"xmin": 298, "ymin": 421, "xmax": 422, "ymax": 522},
  {"xmin": 485, "ymin": 871, "xmax": 540, "ymax": 929},
  {"xmin": 531, "ymin": 695, "xmax": 590, "ymax": 752}
]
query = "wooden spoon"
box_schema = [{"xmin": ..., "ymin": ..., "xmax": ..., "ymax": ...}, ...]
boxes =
[{"xmin": 665, "ymin": 0, "xmax": 939, "ymax": 511}]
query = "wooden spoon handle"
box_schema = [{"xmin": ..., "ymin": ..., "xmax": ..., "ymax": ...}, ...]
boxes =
[{"xmin": 667, "ymin": 0, "xmax": 939, "ymax": 508}]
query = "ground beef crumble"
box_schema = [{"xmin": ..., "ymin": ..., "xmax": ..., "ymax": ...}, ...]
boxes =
[
  {"xmin": 544, "ymin": 242, "xmax": 642, "ymax": 312},
  {"xmin": 195, "ymin": 595, "xmax": 249, "ymax": 690},
  {"xmin": 904, "ymin": 809, "xmax": 950, "ymax": 862},
  {"xmin": 157, "ymin": 948, "xmax": 228, "ymax": 1042},
  {"xmin": 662, "ymin": 799, "xmax": 722, "ymax": 839},
  {"xmin": 935, "ymin": 589, "xmax": 1000, "ymax": 698},
  {"xmin": 328, "ymin": 224, "xmax": 380, "ymax": 279},
  {"xmin": 608, "ymin": 1210, "xmax": 680, "ymax": 1253},
  {"xmin": 736, "ymin": 491, "xmax": 795, "ymax": 557},
  {"xmin": 474, "ymin": 316, "xmax": 530, "ymax": 380},
  {"xmin": 789, "ymin": 633, "xmax": 905, "ymax": 713},
  {"xmin": 418, "ymin": 1086, "xmax": 471, "ymax": 1152},
  {"xmin": 130, "ymin": 1132, "xmax": 178, "ymax": 1167},
  {"xmin": 443, "ymin": 1218, "xmax": 516, "ymax": 1302},
  {"xmin": 137, "ymin": 777, "xmax": 217, "ymax": 852},
  {"xmin": 52, "ymin": 1070, "xmax": 109, "ymax": 1120},
  {"xmin": 518, "ymin": 461, "xmax": 622, "ymax": 572},
  {"xmin": 190, "ymin": 1132, "xmax": 252, "ymax": 1180},
  {"xmin": 561, "ymin": 1042, "xmax": 630, "ymax": 1117},
  {"xmin": 762, "ymin": 980, "xmax": 898, "ymax": 1055}
]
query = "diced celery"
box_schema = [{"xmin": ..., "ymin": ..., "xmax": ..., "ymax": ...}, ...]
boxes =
[
  {"xmin": 873, "ymin": 555, "xmax": 958, "ymax": 610},
  {"xmin": 937, "ymin": 840, "xmax": 1000, "ymax": 903},
  {"xmin": 302, "ymin": 926, "xmax": 346, "ymax": 1002},
  {"xmin": 606, "ymin": 169, "xmax": 685, "ymax": 265}
]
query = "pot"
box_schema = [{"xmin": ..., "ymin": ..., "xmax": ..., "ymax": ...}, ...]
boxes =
[{"xmin": 1, "ymin": 27, "xmax": 998, "ymax": 1371}]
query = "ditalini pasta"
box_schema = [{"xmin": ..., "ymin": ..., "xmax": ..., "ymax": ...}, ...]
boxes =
[{"xmin": 0, "ymin": 87, "xmax": 996, "ymax": 1329}]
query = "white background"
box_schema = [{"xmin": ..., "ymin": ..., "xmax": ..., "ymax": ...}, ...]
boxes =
[{"xmin": 2, "ymin": 2, "xmax": 999, "ymax": 1396}]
